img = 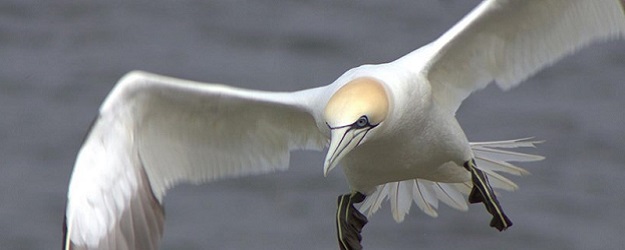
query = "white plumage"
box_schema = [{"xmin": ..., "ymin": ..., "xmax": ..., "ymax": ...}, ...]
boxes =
[{"xmin": 64, "ymin": 0, "xmax": 625, "ymax": 249}]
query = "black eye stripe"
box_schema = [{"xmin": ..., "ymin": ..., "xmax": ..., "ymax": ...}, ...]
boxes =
[
  {"xmin": 327, "ymin": 116, "xmax": 379, "ymax": 130},
  {"xmin": 355, "ymin": 128, "xmax": 371, "ymax": 147}
]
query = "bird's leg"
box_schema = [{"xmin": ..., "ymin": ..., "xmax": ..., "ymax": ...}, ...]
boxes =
[
  {"xmin": 463, "ymin": 159, "xmax": 513, "ymax": 231},
  {"xmin": 336, "ymin": 192, "xmax": 368, "ymax": 250}
]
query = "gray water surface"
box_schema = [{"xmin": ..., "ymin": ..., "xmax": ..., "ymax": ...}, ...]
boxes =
[{"xmin": 2, "ymin": 1, "xmax": 625, "ymax": 249}]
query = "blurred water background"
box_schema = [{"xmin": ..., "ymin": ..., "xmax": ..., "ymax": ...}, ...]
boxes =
[{"xmin": 2, "ymin": 0, "xmax": 625, "ymax": 249}]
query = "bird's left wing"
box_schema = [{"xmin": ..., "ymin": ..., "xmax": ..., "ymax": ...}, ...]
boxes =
[
  {"xmin": 400, "ymin": 0, "xmax": 625, "ymax": 113},
  {"xmin": 64, "ymin": 71, "xmax": 327, "ymax": 249}
]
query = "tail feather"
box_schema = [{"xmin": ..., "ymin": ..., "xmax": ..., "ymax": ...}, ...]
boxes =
[
  {"xmin": 359, "ymin": 138, "xmax": 543, "ymax": 222},
  {"xmin": 359, "ymin": 184, "xmax": 390, "ymax": 217},
  {"xmin": 475, "ymin": 157, "xmax": 530, "ymax": 176},
  {"xmin": 480, "ymin": 169, "xmax": 518, "ymax": 191},
  {"xmin": 469, "ymin": 138, "xmax": 542, "ymax": 149},
  {"xmin": 430, "ymin": 182, "xmax": 468, "ymax": 211},
  {"xmin": 473, "ymin": 147, "xmax": 544, "ymax": 163},
  {"xmin": 411, "ymin": 180, "xmax": 439, "ymax": 218},
  {"xmin": 471, "ymin": 138, "xmax": 544, "ymax": 163},
  {"xmin": 389, "ymin": 182, "xmax": 413, "ymax": 222},
  {"xmin": 451, "ymin": 182, "xmax": 472, "ymax": 195}
]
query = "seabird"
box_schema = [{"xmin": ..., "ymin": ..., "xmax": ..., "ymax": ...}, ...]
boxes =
[{"xmin": 64, "ymin": 0, "xmax": 625, "ymax": 249}]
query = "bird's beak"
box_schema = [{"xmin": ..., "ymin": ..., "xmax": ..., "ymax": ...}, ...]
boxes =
[{"xmin": 323, "ymin": 126, "xmax": 368, "ymax": 176}]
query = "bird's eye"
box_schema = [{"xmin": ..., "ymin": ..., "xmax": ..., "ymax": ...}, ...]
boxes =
[{"xmin": 355, "ymin": 116, "xmax": 369, "ymax": 128}]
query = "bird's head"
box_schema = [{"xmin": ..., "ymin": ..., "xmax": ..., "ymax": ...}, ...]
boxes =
[{"xmin": 323, "ymin": 77, "xmax": 390, "ymax": 176}]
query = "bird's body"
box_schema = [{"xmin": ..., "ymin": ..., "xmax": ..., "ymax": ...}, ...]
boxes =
[
  {"xmin": 64, "ymin": 0, "xmax": 625, "ymax": 249},
  {"xmin": 324, "ymin": 63, "xmax": 473, "ymax": 192}
]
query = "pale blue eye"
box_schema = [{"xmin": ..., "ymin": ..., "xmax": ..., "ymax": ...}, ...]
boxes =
[{"xmin": 355, "ymin": 116, "xmax": 369, "ymax": 128}]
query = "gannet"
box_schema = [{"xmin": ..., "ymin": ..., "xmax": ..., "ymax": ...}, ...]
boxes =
[{"xmin": 63, "ymin": 0, "xmax": 625, "ymax": 249}]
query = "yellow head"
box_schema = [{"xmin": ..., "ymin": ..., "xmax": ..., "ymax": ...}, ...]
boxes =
[
  {"xmin": 324, "ymin": 77, "xmax": 389, "ymax": 127},
  {"xmin": 323, "ymin": 77, "xmax": 390, "ymax": 175}
]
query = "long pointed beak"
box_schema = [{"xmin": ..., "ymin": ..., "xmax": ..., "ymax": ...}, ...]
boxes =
[{"xmin": 324, "ymin": 127, "xmax": 367, "ymax": 176}]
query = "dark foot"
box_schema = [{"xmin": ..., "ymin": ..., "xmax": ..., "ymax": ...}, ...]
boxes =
[
  {"xmin": 464, "ymin": 159, "xmax": 513, "ymax": 231},
  {"xmin": 336, "ymin": 192, "xmax": 368, "ymax": 250}
]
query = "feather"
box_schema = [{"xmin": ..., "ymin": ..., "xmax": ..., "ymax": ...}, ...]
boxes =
[
  {"xmin": 475, "ymin": 157, "xmax": 530, "ymax": 176},
  {"xmin": 431, "ymin": 182, "xmax": 469, "ymax": 211},
  {"xmin": 481, "ymin": 169, "xmax": 518, "ymax": 191},
  {"xmin": 472, "ymin": 147, "xmax": 545, "ymax": 162},
  {"xmin": 389, "ymin": 181, "xmax": 414, "ymax": 222},
  {"xmin": 362, "ymin": 138, "xmax": 544, "ymax": 221},
  {"xmin": 412, "ymin": 180, "xmax": 439, "ymax": 218},
  {"xmin": 469, "ymin": 138, "xmax": 542, "ymax": 148},
  {"xmin": 359, "ymin": 184, "xmax": 390, "ymax": 217}
]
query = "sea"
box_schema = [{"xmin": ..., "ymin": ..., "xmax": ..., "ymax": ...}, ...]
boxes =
[{"xmin": 2, "ymin": 0, "xmax": 625, "ymax": 249}]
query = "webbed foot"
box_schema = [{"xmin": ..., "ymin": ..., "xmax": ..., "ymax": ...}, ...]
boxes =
[
  {"xmin": 464, "ymin": 159, "xmax": 513, "ymax": 231},
  {"xmin": 336, "ymin": 192, "xmax": 368, "ymax": 250}
]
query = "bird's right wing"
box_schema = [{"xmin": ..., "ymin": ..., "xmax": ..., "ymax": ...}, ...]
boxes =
[
  {"xmin": 360, "ymin": 138, "xmax": 544, "ymax": 222},
  {"xmin": 64, "ymin": 71, "xmax": 328, "ymax": 249},
  {"xmin": 399, "ymin": 0, "xmax": 625, "ymax": 113}
]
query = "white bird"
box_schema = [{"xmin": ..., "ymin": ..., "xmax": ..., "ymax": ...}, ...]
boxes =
[{"xmin": 64, "ymin": 0, "xmax": 625, "ymax": 249}]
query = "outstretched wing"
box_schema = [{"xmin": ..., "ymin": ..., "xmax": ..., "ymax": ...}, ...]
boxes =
[
  {"xmin": 402, "ymin": 0, "xmax": 625, "ymax": 113},
  {"xmin": 64, "ymin": 71, "xmax": 327, "ymax": 249}
]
